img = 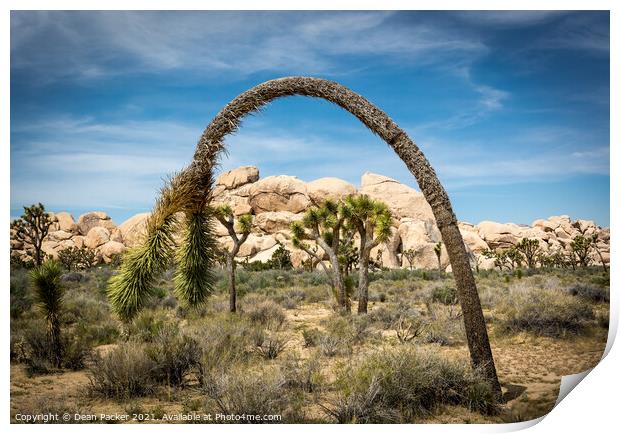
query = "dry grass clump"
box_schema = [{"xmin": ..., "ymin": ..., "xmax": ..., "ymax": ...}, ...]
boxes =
[
  {"xmin": 88, "ymin": 343, "xmax": 157, "ymax": 399},
  {"xmin": 322, "ymin": 347, "xmax": 499, "ymax": 423},
  {"xmin": 145, "ymin": 325, "xmax": 202, "ymax": 386},
  {"xmin": 566, "ymin": 284, "xmax": 610, "ymax": 303},
  {"xmin": 202, "ymin": 367, "xmax": 288, "ymax": 423},
  {"xmin": 12, "ymin": 320, "xmax": 92, "ymax": 376},
  {"xmin": 189, "ymin": 314, "xmax": 258, "ymax": 374},
  {"xmin": 243, "ymin": 299, "xmax": 286, "ymax": 329},
  {"xmin": 497, "ymin": 286, "xmax": 595, "ymax": 337}
]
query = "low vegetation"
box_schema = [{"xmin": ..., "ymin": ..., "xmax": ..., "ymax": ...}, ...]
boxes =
[{"xmin": 10, "ymin": 261, "xmax": 609, "ymax": 423}]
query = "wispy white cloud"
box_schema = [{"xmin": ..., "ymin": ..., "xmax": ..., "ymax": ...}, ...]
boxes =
[
  {"xmin": 10, "ymin": 112, "xmax": 609, "ymax": 212},
  {"xmin": 11, "ymin": 11, "xmax": 487, "ymax": 83}
]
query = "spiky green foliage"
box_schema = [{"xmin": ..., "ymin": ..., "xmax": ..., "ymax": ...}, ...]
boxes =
[
  {"xmin": 237, "ymin": 213, "xmax": 253, "ymax": 234},
  {"xmin": 11, "ymin": 203, "xmax": 54, "ymax": 266},
  {"xmin": 290, "ymin": 199, "xmax": 350, "ymax": 309},
  {"xmin": 516, "ymin": 238, "xmax": 541, "ymax": 269},
  {"xmin": 174, "ymin": 209, "xmax": 217, "ymax": 307},
  {"xmin": 344, "ymin": 195, "xmax": 392, "ymax": 313},
  {"xmin": 30, "ymin": 259, "xmax": 64, "ymax": 367},
  {"xmin": 571, "ymin": 235, "xmax": 593, "ymax": 267},
  {"xmin": 107, "ymin": 214, "xmax": 178, "ymax": 322}
]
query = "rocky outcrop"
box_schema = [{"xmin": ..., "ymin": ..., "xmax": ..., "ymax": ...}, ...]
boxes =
[
  {"xmin": 10, "ymin": 165, "xmax": 610, "ymax": 270},
  {"xmin": 307, "ymin": 177, "xmax": 356, "ymax": 205},
  {"xmin": 118, "ymin": 212, "xmax": 149, "ymax": 248},
  {"xmin": 248, "ymin": 175, "xmax": 311, "ymax": 214},
  {"xmin": 360, "ymin": 173, "xmax": 435, "ymax": 221}
]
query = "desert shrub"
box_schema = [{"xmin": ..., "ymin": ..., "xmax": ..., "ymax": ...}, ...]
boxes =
[
  {"xmin": 145, "ymin": 326, "xmax": 202, "ymax": 386},
  {"xmin": 12, "ymin": 320, "xmax": 92, "ymax": 374},
  {"xmin": 431, "ymin": 285, "xmax": 458, "ymax": 305},
  {"xmin": 63, "ymin": 293, "xmax": 109, "ymax": 325},
  {"xmin": 282, "ymin": 353, "xmax": 324, "ymax": 392},
  {"xmin": 88, "ymin": 344, "xmax": 157, "ymax": 399},
  {"xmin": 324, "ymin": 347, "xmax": 499, "ymax": 422},
  {"xmin": 57, "ymin": 246, "xmax": 97, "ymax": 271},
  {"xmin": 17, "ymin": 325, "xmax": 53, "ymax": 376},
  {"xmin": 190, "ymin": 315, "xmax": 257, "ymax": 374},
  {"xmin": 203, "ymin": 367, "xmax": 288, "ymax": 423},
  {"xmin": 497, "ymin": 288, "xmax": 595, "ymax": 337},
  {"xmin": 368, "ymin": 303, "xmax": 419, "ymax": 330},
  {"xmin": 302, "ymin": 328, "xmax": 321, "ymax": 347},
  {"xmin": 423, "ymin": 303, "xmax": 465, "ymax": 346},
  {"xmin": 244, "ymin": 300, "xmax": 286, "ymax": 329},
  {"xmin": 254, "ymin": 335, "xmax": 288, "ymax": 360},
  {"xmin": 127, "ymin": 310, "xmax": 168, "ymax": 342},
  {"xmin": 319, "ymin": 334, "xmax": 350, "ymax": 357},
  {"xmin": 74, "ymin": 320, "xmax": 120, "ymax": 346},
  {"xmin": 10, "ymin": 268, "xmax": 32, "ymax": 319},
  {"xmin": 566, "ymin": 284, "xmax": 609, "ymax": 303}
]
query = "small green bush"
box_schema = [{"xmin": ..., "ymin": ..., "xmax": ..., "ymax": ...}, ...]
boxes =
[
  {"xmin": 431, "ymin": 285, "xmax": 458, "ymax": 305},
  {"xmin": 203, "ymin": 367, "xmax": 288, "ymax": 423},
  {"xmin": 567, "ymin": 284, "xmax": 609, "ymax": 303},
  {"xmin": 145, "ymin": 326, "xmax": 202, "ymax": 386},
  {"xmin": 244, "ymin": 300, "xmax": 286, "ymax": 329},
  {"xmin": 324, "ymin": 347, "xmax": 499, "ymax": 422},
  {"xmin": 497, "ymin": 288, "xmax": 595, "ymax": 337},
  {"xmin": 88, "ymin": 344, "xmax": 157, "ymax": 399}
]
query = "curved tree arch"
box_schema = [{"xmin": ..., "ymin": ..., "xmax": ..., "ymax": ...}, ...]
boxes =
[{"xmin": 108, "ymin": 76, "xmax": 502, "ymax": 397}]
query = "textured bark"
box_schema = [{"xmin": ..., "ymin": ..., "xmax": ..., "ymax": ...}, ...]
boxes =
[
  {"xmin": 149, "ymin": 76, "xmax": 500, "ymax": 396},
  {"xmin": 357, "ymin": 255, "xmax": 370, "ymax": 314},
  {"xmin": 226, "ymin": 255, "xmax": 236, "ymax": 313}
]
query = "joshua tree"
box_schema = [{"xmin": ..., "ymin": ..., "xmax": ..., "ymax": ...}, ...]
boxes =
[
  {"xmin": 291, "ymin": 199, "xmax": 351, "ymax": 311},
  {"xmin": 338, "ymin": 230, "xmax": 359, "ymax": 277},
  {"xmin": 109, "ymin": 77, "xmax": 502, "ymax": 397},
  {"xmin": 213, "ymin": 205, "xmax": 253, "ymax": 313},
  {"xmin": 571, "ymin": 235, "xmax": 593, "ymax": 268},
  {"xmin": 515, "ymin": 238, "xmax": 541, "ymax": 269},
  {"xmin": 344, "ymin": 195, "xmax": 392, "ymax": 314},
  {"xmin": 11, "ymin": 203, "xmax": 54, "ymax": 266},
  {"xmin": 402, "ymin": 248, "xmax": 418, "ymax": 271},
  {"xmin": 505, "ymin": 246, "xmax": 523, "ymax": 270},
  {"xmin": 433, "ymin": 242, "xmax": 443, "ymax": 277},
  {"xmin": 269, "ymin": 242, "xmax": 293, "ymax": 270},
  {"xmin": 30, "ymin": 259, "xmax": 64, "ymax": 368},
  {"xmin": 590, "ymin": 234, "xmax": 608, "ymax": 272}
]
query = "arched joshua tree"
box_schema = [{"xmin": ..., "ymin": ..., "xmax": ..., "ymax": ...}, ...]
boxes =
[{"xmin": 107, "ymin": 77, "xmax": 502, "ymax": 397}]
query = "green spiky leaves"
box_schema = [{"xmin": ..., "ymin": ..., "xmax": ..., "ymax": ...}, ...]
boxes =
[
  {"xmin": 30, "ymin": 258, "xmax": 64, "ymax": 322},
  {"xmin": 107, "ymin": 214, "xmax": 178, "ymax": 322},
  {"xmin": 174, "ymin": 209, "xmax": 217, "ymax": 307}
]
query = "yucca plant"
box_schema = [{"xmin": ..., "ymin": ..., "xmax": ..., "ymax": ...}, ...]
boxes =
[
  {"xmin": 433, "ymin": 242, "xmax": 443, "ymax": 278},
  {"xmin": 213, "ymin": 205, "xmax": 252, "ymax": 313},
  {"xmin": 344, "ymin": 195, "xmax": 392, "ymax": 314},
  {"xmin": 30, "ymin": 259, "xmax": 64, "ymax": 368},
  {"xmin": 107, "ymin": 172, "xmax": 217, "ymax": 322}
]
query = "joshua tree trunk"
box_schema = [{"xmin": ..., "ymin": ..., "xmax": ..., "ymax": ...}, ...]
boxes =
[
  {"xmin": 130, "ymin": 76, "xmax": 501, "ymax": 398},
  {"xmin": 226, "ymin": 254, "xmax": 237, "ymax": 313},
  {"xmin": 316, "ymin": 238, "xmax": 348, "ymax": 312},
  {"xmin": 48, "ymin": 312, "xmax": 62, "ymax": 368},
  {"xmin": 357, "ymin": 255, "xmax": 370, "ymax": 314}
]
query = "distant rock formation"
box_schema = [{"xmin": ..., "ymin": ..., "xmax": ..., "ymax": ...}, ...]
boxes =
[{"xmin": 10, "ymin": 166, "xmax": 610, "ymax": 270}]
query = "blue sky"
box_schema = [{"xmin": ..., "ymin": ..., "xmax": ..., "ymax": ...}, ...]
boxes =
[{"xmin": 10, "ymin": 11, "xmax": 610, "ymax": 226}]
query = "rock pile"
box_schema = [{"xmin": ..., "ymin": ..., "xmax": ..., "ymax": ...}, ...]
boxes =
[{"xmin": 10, "ymin": 166, "xmax": 610, "ymax": 269}]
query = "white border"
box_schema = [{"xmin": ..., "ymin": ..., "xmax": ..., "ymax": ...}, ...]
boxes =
[{"xmin": 2, "ymin": 2, "xmax": 616, "ymax": 433}]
